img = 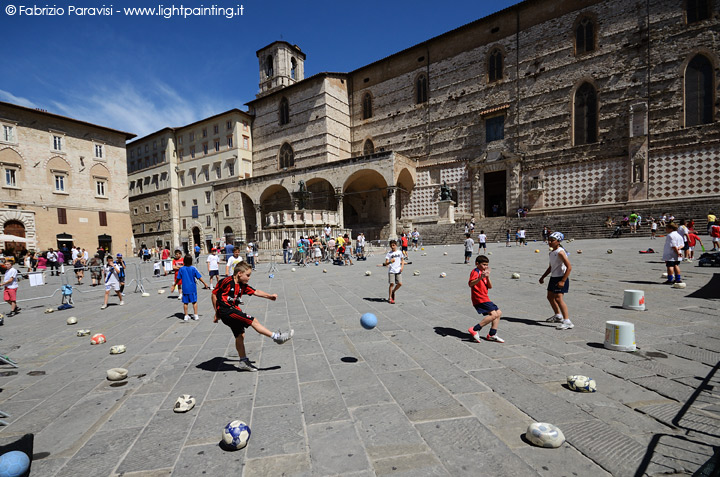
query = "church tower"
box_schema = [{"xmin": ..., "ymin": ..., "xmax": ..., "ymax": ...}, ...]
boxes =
[{"xmin": 256, "ymin": 41, "xmax": 306, "ymax": 98}]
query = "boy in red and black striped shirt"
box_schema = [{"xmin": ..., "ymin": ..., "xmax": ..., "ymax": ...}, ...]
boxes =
[{"xmin": 212, "ymin": 261, "xmax": 293, "ymax": 372}]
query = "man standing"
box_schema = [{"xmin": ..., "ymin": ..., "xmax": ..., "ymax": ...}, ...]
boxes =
[
  {"xmin": 194, "ymin": 243, "xmax": 201, "ymax": 261},
  {"xmin": 46, "ymin": 248, "xmax": 59, "ymax": 276}
]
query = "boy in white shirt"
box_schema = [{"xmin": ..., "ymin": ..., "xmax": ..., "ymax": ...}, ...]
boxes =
[
  {"xmin": 1, "ymin": 260, "xmax": 21, "ymax": 317},
  {"xmin": 101, "ymin": 255, "xmax": 124, "ymax": 309},
  {"xmin": 206, "ymin": 248, "xmax": 220, "ymax": 290},
  {"xmin": 381, "ymin": 240, "xmax": 404, "ymax": 304},
  {"xmin": 225, "ymin": 248, "xmax": 244, "ymax": 276},
  {"xmin": 662, "ymin": 223, "xmax": 684, "ymax": 284}
]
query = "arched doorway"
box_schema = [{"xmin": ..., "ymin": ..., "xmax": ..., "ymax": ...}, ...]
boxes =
[
  {"xmin": 3, "ymin": 220, "xmax": 26, "ymax": 257},
  {"xmin": 306, "ymin": 178, "xmax": 337, "ymax": 210},
  {"xmin": 343, "ymin": 169, "xmax": 389, "ymax": 240},
  {"xmin": 192, "ymin": 227, "xmax": 201, "ymax": 247}
]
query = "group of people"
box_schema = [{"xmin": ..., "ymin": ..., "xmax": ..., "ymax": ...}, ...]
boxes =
[{"xmin": 283, "ymin": 233, "xmax": 368, "ymax": 266}]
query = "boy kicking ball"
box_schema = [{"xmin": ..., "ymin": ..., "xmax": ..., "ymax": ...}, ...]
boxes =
[
  {"xmin": 467, "ymin": 255, "xmax": 504, "ymax": 343},
  {"xmin": 212, "ymin": 262, "xmax": 293, "ymax": 372},
  {"xmin": 539, "ymin": 232, "xmax": 574, "ymax": 330}
]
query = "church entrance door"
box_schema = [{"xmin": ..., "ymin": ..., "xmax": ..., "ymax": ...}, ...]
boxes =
[{"xmin": 484, "ymin": 171, "xmax": 506, "ymax": 217}]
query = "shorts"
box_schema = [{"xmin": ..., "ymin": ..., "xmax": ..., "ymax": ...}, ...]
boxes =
[
  {"xmin": 474, "ymin": 301, "xmax": 499, "ymax": 315},
  {"xmin": 479, "ymin": 242, "xmax": 486, "ymax": 249},
  {"xmin": 519, "ymin": 238, "xmax": 526, "ymax": 244},
  {"xmin": 388, "ymin": 272, "xmax": 402, "ymax": 284},
  {"xmin": 182, "ymin": 292, "xmax": 198, "ymax": 304},
  {"xmin": 218, "ymin": 307, "xmax": 254, "ymax": 337},
  {"xmin": 412, "ymin": 239, "xmax": 418, "ymax": 244},
  {"xmin": 713, "ymin": 237, "xmax": 720, "ymax": 243},
  {"xmin": 3, "ymin": 288, "xmax": 17, "ymax": 302},
  {"xmin": 547, "ymin": 277, "xmax": 569, "ymax": 294},
  {"xmin": 105, "ymin": 283, "xmax": 120, "ymax": 292},
  {"xmin": 209, "ymin": 270, "xmax": 219, "ymax": 277},
  {"xmin": 401, "ymin": 246, "xmax": 408, "ymax": 252},
  {"xmin": 665, "ymin": 260, "xmax": 680, "ymax": 268},
  {"xmin": 688, "ymin": 246, "xmax": 694, "ymax": 252},
  {"xmin": 464, "ymin": 251, "xmax": 472, "ymax": 258},
  {"xmin": 682, "ymin": 242, "xmax": 690, "ymax": 251}
]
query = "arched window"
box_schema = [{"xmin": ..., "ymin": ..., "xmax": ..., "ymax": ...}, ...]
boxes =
[
  {"xmin": 686, "ymin": 0, "xmax": 711, "ymax": 23},
  {"xmin": 575, "ymin": 17, "xmax": 595, "ymax": 55},
  {"xmin": 290, "ymin": 58, "xmax": 297, "ymax": 80},
  {"xmin": 362, "ymin": 93, "xmax": 373, "ymax": 119},
  {"xmin": 363, "ymin": 139, "xmax": 375, "ymax": 155},
  {"xmin": 488, "ymin": 49, "xmax": 503, "ymax": 83},
  {"xmin": 416, "ymin": 74, "xmax": 428, "ymax": 104},
  {"xmin": 574, "ymin": 82, "xmax": 598, "ymax": 145},
  {"xmin": 279, "ymin": 97, "xmax": 289, "ymax": 126},
  {"xmin": 265, "ymin": 55, "xmax": 273, "ymax": 78},
  {"xmin": 685, "ymin": 54, "xmax": 714, "ymax": 127},
  {"xmin": 279, "ymin": 143, "xmax": 294, "ymax": 169}
]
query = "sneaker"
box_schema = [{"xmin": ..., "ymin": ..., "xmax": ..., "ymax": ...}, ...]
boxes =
[
  {"xmin": 389, "ymin": 298, "xmax": 395, "ymax": 304},
  {"xmin": 178, "ymin": 295, "xmax": 183, "ymax": 300},
  {"xmin": 468, "ymin": 327, "xmax": 482, "ymax": 343},
  {"xmin": 238, "ymin": 299, "xmax": 244, "ymax": 305},
  {"xmin": 662, "ymin": 280, "xmax": 675, "ymax": 285},
  {"xmin": 14, "ymin": 307, "xmax": 21, "ymax": 313},
  {"xmin": 545, "ymin": 315, "xmax": 563, "ymax": 323},
  {"xmin": 557, "ymin": 322, "xmax": 574, "ymax": 330},
  {"xmin": 100, "ymin": 304, "xmax": 107, "ymax": 310},
  {"xmin": 183, "ymin": 315, "xmax": 190, "ymax": 322},
  {"xmin": 121, "ymin": 293, "xmax": 126, "ymax": 296},
  {"xmin": 237, "ymin": 359, "xmax": 258, "ymax": 372},
  {"xmin": 273, "ymin": 329, "xmax": 294, "ymax": 344},
  {"xmin": 486, "ymin": 334, "xmax": 505, "ymax": 343},
  {"xmin": 119, "ymin": 301, "xmax": 125, "ymax": 306},
  {"xmin": 192, "ymin": 314, "xmax": 199, "ymax": 321}
]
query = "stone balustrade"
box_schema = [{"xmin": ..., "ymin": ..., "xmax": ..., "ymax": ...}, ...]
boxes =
[{"xmin": 264, "ymin": 209, "xmax": 340, "ymax": 228}]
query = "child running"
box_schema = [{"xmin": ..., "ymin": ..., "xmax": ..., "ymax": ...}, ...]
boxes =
[
  {"xmin": 467, "ymin": 255, "xmax": 504, "ymax": 343},
  {"xmin": 101, "ymin": 255, "xmax": 124, "ymax": 310},
  {"xmin": 539, "ymin": 232, "xmax": 574, "ymax": 330},
  {"xmin": 212, "ymin": 262, "xmax": 293, "ymax": 372},
  {"xmin": 382, "ymin": 239, "xmax": 404, "ymax": 304},
  {"xmin": 171, "ymin": 249, "xmax": 184, "ymax": 299}
]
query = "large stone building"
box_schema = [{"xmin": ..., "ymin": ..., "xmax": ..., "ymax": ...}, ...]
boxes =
[
  {"xmin": 127, "ymin": 109, "xmax": 253, "ymax": 253},
  {"xmin": 0, "ymin": 101, "xmax": 135, "ymax": 255},
  {"xmin": 218, "ymin": 0, "xmax": 719, "ymax": 245}
]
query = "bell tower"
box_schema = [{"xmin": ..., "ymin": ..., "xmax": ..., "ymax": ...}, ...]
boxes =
[{"xmin": 256, "ymin": 41, "xmax": 306, "ymax": 98}]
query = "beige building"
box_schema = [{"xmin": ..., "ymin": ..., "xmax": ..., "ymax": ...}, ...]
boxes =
[
  {"xmin": 127, "ymin": 109, "xmax": 253, "ymax": 253},
  {"xmin": 0, "ymin": 101, "xmax": 135, "ymax": 256}
]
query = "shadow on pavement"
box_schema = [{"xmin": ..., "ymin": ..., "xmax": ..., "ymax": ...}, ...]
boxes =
[
  {"xmin": 502, "ymin": 316, "xmax": 543, "ymax": 326},
  {"xmin": 363, "ymin": 297, "xmax": 387, "ymax": 303},
  {"xmin": 620, "ymin": 280, "xmax": 662, "ymax": 285},
  {"xmin": 685, "ymin": 273, "xmax": 720, "ymax": 299},
  {"xmin": 433, "ymin": 327, "xmax": 471, "ymax": 341},
  {"xmin": 195, "ymin": 357, "xmax": 240, "ymax": 372}
]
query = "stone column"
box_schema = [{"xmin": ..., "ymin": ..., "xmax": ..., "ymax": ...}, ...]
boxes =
[
  {"xmin": 387, "ymin": 187, "xmax": 398, "ymax": 240},
  {"xmin": 254, "ymin": 204, "xmax": 262, "ymax": 234},
  {"xmin": 335, "ymin": 192, "xmax": 344, "ymax": 229},
  {"xmin": 470, "ymin": 169, "xmax": 484, "ymax": 218}
]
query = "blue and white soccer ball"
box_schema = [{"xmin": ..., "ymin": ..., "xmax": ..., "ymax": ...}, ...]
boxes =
[
  {"xmin": 222, "ymin": 420, "xmax": 251, "ymax": 450},
  {"xmin": 526, "ymin": 422, "xmax": 565, "ymax": 448},
  {"xmin": 0, "ymin": 450, "xmax": 31, "ymax": 477},
  {"xmin": 567, "ymin": 375, "xmax": 597, "ymax": 392}
]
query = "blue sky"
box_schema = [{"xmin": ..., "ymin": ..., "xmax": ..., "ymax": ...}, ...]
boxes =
[{"xmin": 2, "ymin": 0, "xmax": 522, "ymax": 139}]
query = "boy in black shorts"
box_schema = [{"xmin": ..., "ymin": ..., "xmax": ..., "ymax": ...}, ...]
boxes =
[
  {"xmin": 212, "ymin": 261, "xmax": 293, "ymax": 371},
  {"xmin": 467, "ymin": 255, "xmax": 504, "ymax": 343}
]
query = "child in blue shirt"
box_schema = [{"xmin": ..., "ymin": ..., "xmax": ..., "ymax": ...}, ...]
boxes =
[{"xmin": 174, "ymin": 256, "xmax": 209, "ymax": 321}]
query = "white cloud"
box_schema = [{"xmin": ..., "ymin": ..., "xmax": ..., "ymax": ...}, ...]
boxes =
[
  {"xmin": 48, "ymin": 80, "xmax": 230, "ymax": 139},
  {"xmin": 0, "ymin": 90, "xmax": 38, "ymax": 108}
]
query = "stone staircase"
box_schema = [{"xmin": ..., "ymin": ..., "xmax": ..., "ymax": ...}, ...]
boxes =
[{"xmin": 414, "ymin": 197, "xmax": 719, "ymax": 245}]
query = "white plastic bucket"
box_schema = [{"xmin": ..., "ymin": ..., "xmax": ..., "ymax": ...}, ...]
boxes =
[
  {"xmin": 604, "ymin": 321, "xmax": 636, "ymax": 352},
  {"xmin": 622, "ymin": 290, "xmax": 645, "ymax": 311}
]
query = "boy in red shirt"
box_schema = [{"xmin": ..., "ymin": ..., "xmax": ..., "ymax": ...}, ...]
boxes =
[
  {"xmin": 467, "ymin": 255, "xmax": 504, "ymax": 343},
  {"xmin": 686, "ymin": 231, "xmax": 703, "ymax": 261},
  {"xmin": 212, "ymin": 261, "xmax": 293, "ymax": 371},
  {"xmin": 171, "ymin": 249, "xmax": 184, "ymax": 298},
  {"xmin": 711, "ymin": 224, "xmax": 720, "ymax": 251}
]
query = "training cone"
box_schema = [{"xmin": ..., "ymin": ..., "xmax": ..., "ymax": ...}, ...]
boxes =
[
  {"xmin": 604, "ymin": 321, "xmax": 636, "ymax": 352},
  {"xmin": 622, "ymin": 290, "xmax": 645, "ymax": 311}
]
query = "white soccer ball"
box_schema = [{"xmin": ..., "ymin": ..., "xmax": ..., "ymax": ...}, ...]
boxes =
[
  {"xmin": 511, "ymin": 273, "xmax": 520, "ymax": 279},
  {"xmin": 45, "ymin": 308, "xmax": 54, "ymax": 314},
  {"xmin": 66, "ymin": 317, "xmax": 78, "ymax": 325},
  {"xmin": 291, "ymin": 268, "xmax": 296, "ymax": 272},
  {"xmin": 443, "ymin": 252, "xmax": 448, "ymax": 256},
  {"xmin": 77, "ymin": 329, "xmax": 91, "ymax": 337},
  {"xmin": 173, "ymin": 394, "xmax": 196, "ymax": 413},
  {"xmin": 440, "ymin": 272, "xmax": 446, "ymax": 278},
  {"xmin": 421, "ymin": 253, "xmax": 427, "ymax": 256},
  {"xmin": 222, "ymin": 420, "xmax": 251, "ymax": 450},
  {"xmin": 526, "ymin": 422, "xmax": 565, "ymax": 448},
  {"xmin": 661, "ymin": 272, "xmax": 668, "ymax": 278},
  {"xmin": 158, "ymin": 289, "xmax": 165, "ymax": 294},
  {"xmin": 323, "ymin": 269, "xmax": 327, "ymax": 273},
  {"xmin": 567, "ymin": 375, "xmax": 597, "ymax": 392},
  {"xmin": 413, "ymin": 270, "xmax": 420, "ymax": 276},
  {"xmin": 672, "ymin": 282, "xmax": 687, "ymax": 289},
  {"xmin": 487, "ymin": 252, "xmax": 492, "ymax": 255},
  {"xmin": 142, "ymin": 292, "xmax": 150, "ymax": 297},
  {"xmin": 365, "ymin": 271, "xmax": 372, "ymax": 276},
  {"xmin": 607, "ymin": 249, "xmax": 613, "ymax": 254},
  {"xmin": 109, "ymin": 345, "xmax": 126, "ymax": 355}
]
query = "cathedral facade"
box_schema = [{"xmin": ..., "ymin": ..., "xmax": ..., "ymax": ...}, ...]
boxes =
[{"xmin": 226, "ymin": 0, "xmax": 718, "ymax": 244}]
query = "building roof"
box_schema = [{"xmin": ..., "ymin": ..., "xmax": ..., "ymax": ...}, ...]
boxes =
[
  {"xmin": 0, "ymin": 100, "xmax": 136, "ymax": 140},
  {"xmin": 245, "ymin": 72, "xmax": 348, "ymax": 106},
  {"xmin": 256, "ymin": 41, "xmax": 306, "ymax": 60},
  {"xmin": 127, "ymin": 108, "xmax": 252, "ymax": 145}
]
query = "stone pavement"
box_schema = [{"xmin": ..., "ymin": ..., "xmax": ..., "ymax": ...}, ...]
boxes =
[{"xmin": 0, "ymin": 237, "xmax": 718, "ymax": 476}]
